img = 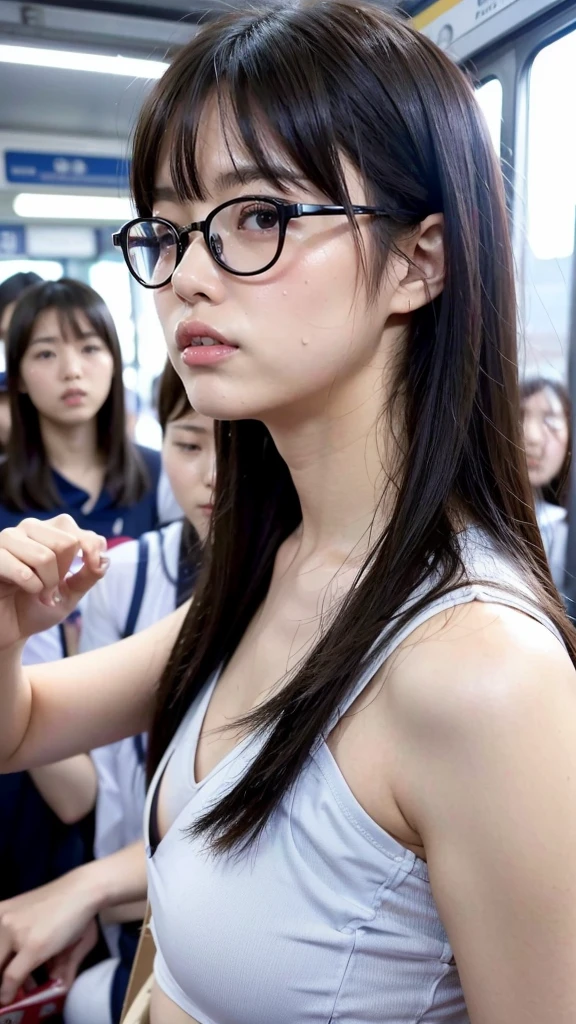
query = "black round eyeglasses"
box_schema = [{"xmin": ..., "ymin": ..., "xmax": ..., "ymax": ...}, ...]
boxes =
[{"xmin": 112, "ymin": 195, "xmax": 390, "ymax": 288}]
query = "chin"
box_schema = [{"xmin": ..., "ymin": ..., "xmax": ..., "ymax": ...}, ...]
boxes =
[{"xmin": 53, "ymin": 408, "xmax": 96, "ymax": 426}]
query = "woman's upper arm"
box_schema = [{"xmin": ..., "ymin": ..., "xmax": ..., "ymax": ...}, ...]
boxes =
[
  {"xmin": 8, "ymin": 601, "xmax": 189, "ymax": 771},
  {"xmin": 390, "ymin": 602, "xmax": 576, "ymax": 1024}
]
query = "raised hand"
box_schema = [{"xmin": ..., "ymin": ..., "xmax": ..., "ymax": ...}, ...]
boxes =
[
  {"xmin": 0, "ymin": 876, "xmax": 99, "ymax": 1005},
  {"xmin": 0, "ymin": 514, "xmax": 108, "ymax": 652}
]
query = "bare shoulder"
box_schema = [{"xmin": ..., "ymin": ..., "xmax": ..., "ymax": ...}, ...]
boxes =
[{"xmin": 384, "ymin": 598, "xmax": 576, "ymax": 744}]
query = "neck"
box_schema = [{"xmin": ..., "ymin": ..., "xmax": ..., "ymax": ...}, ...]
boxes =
[
  {"xmin": 265, "ymin": 362, "xmax": 402, "ymax": 563},
  {"xmin": 40, "ymin": 417, "xmax": 101, "ymax": 478}
]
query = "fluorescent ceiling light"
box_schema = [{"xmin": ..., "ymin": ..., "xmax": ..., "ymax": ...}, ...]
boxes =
[
  {"xmin": 0, "ymin": 43, "xmax": 168, "ymax": 79},
  {"xmin": 14, "ymin": 193, "xmax": 133, "ymax": 221}
]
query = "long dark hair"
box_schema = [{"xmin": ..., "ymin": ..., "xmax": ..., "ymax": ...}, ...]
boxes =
[
  {"xmin": 137, "ymin": 0, "xmax": 576, "ymax": 851},
  {"xmin": 0, "ymin": 278, "xmax": 149, "ymax": 511},
  {"xmin": 0, "ymin": 272, "xmax": 42, "ymax": 336},
  {"xmin": 520, "ymin": 377, "xmax": 572, "ymax": 507},
  {"xmin": 157, "ymin": 358, "xmax": 202, "ymax": 581}
]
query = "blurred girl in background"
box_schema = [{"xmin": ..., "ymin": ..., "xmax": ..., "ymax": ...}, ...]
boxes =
[
  {"xmin": 521, "ymin": 378, "xmax": 572, "ymax": 591},
  {"xmin": 0, "ymin": 277, "xmax": 180, "ymax": 662}
]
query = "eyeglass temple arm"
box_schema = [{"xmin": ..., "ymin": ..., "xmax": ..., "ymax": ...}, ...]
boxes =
[{"xmin": 294, "ymin": 204, "xmax": 390, "ymax": 218}]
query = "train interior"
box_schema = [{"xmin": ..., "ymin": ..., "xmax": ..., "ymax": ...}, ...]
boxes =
[{"xmin": 0, "ymin": 0, "xmax": 575, "ymax": 1021}]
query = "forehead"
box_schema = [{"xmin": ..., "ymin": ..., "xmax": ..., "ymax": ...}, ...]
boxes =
[
  {"xmin": 169, "ymin": 408, "xmax": 213, "ymax": 430},
  {"xmin": 154, "ymin": 95, "xmax": 298, "ymax": 199},
  {"xmin": 30, "ymin": 306, "xmax": 93, "ymax": 337},
  {"xmin": 524, "ymin": 387, "xmax": 564, "ymax": 415}
]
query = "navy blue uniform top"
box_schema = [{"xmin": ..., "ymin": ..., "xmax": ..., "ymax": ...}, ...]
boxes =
[{"xmin": 0, "ymin": 445, "xmax": 163, "ymax": 541}]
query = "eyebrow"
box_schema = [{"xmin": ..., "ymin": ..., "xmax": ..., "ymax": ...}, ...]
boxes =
[
  {"xmin": 153, "ymin": 164, "xmax": 308, "ymax": 207},
  {"xmin": 170, "ymin": 422, "xmax": 208, "ymax": 435},
  {"xmin": 213, "ymin": 164, "xmax": 307, "ymax": 193},
  {"xmin": 153, "ymin": 185, "xmax": 180, "ymax": 204}
]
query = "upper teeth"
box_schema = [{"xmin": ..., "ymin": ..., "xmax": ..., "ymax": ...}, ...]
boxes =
[{"xmin": 193, "ymin": 337, "xmax": 218, "ymax": 346}]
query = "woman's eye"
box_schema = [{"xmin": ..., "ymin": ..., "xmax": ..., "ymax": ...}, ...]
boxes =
[
  {"xmin": 237, "ymin": 204, "xmax": 279, "ymax": 232},
  {"xmin": 156, "ymin": 232, "xmax": 177, "ymax": 254},
  {"xmin": 174, "ymin": 441, "xmax": 201, "ymax": 452},
  {"xmin": 544, "ymin": 415, "xmax": 564, "ymax": 431},
  {"xmin": 82, "ymin": 344, "xmax": 102, "ymax": 354},
  {"xmin": 34, "ymin": 349, "xmax": 55, "ymax": 360}
]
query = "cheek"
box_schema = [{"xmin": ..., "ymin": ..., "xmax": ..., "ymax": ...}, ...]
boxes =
[
  {"xmin": 547, "ymin": 434, "xmax": 568, "ymax": 472},
  {"xmin": 243, "ymin": 241, "xmax": 382, "ymax": 371},
  {"xmin": 164, "ymin": 451, "xmax": 202, "ymax": 506},
  {"xmin": 20, "ymin": 360, "xmax": 57, "ymax": 402},
  {"xmin": 90, "ymin": 353, "xmax": 115, "ymax": 386},
  {"xmin": 154, "ymin": 289, "xmax": 178, "ymax": 340}
]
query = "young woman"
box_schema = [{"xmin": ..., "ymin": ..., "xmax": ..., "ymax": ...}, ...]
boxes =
[
  {"xmin": 0, "ymin": 277, "xmax": 180, "ymax": 663},
  {"xmin": 0, "ymin": 362, "xmax": 215, "ymax": 1022},
  {"xmin": 0, "ymin": 277, "xmax": 177, "ymax": 540},
  {"xmin": 0, "ymin": 4, "xmax": 576, "ymax": 1023},
  {"xmin": 521, "ymin": 378, "xmax": 571, "ymax": 590}
]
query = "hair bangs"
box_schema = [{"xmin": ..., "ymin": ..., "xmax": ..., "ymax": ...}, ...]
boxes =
[{"xmin": 133, "ymin": 10, "xmax": 362, "ymax": 225}]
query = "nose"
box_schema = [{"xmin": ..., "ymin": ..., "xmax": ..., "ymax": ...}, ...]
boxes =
[
  {"xmin": 60, "ymin": 345, "xmax": 82, "ymax": 380},
  {"xmin": 171, "ymin": 234, "xmax": 227, "ymax": 307},
  {"xmin": 204, "ymin": 450, "xmax": 217, "ymax": 492},
  {"xmin": 523, "ymin": 414, "xmax": 543, "ymax": 451}
]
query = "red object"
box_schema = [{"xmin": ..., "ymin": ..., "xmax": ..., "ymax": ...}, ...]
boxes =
[
  {"xmin": 0, "ymin": 979, "xmax": 67, "ymax": 1023},
  {"xmin": 105, "ymin": 536, "xmax": 133, "ymax": 549}
]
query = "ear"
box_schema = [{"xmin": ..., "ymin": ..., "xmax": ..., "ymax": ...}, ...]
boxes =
[{"xmin": 388, "ymin": 213, "xmax": 445, "ymax": 316}]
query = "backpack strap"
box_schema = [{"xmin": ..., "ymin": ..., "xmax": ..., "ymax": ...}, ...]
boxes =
[{"xmin": 122, "ymin": 536, "xmax": 150, "ymax": 640}]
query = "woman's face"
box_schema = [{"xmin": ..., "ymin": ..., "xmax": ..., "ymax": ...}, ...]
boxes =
[
  {"xmin": 153, "ymin": 102, "xmax": 414, "ymax": 426},
  {"xmin": 522, "ymin": 386, "xmax": 569, "ymax": 489},
  {"xmin": 19, "ymin": 307, "xmax": 115, "ymax": 429},
  {"xmin": 162, "ymin": 408, "xmax": 216, "ymax": 541}
]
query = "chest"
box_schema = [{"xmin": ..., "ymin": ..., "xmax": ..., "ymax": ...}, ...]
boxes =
[{"xmin": 154, "ymin": 563, "xmax": 424, "ymax": 859}]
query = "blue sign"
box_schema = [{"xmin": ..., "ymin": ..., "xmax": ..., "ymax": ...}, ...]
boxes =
[
  {"xmin": 5, "ymin": 151, "xmax": 130, "ymax": 189},
  {"xmin": 0, "ymin": 225, "xmax": 25, "ymax": 257}
]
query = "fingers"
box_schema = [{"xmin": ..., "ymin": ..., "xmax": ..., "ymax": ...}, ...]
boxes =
[
  {"xmin": 17, "ymin": 517, "xmax": 83, "ymax": 584},
  {"xmin": 48, "ymin": 921, "xmax": 98, "ymax": 990},
  {"xmin": 0, "ymin": 530, "xmax": 66, "ymax": 594},
  {"xmin": 0, "ymin": 945, "xmax": 41, "ymax": 1005},
  {"xmin": 64, "ymin": 553, "xmax": 109, "ymax": 601},
  {"xmin": 0, "ymin": 517, "xmax": 107, "ymax": 605},
  {"xmin": 64, "ymin": 529, "xmax": 109, "ymax": 600},
  {"xmin": 0, "ymin": 547, "xmax": 45, "ymax": 595}
]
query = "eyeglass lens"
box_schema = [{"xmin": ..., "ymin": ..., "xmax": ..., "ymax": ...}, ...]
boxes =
[{"xmin": 126, "ymin": 199, "xmax": 283, "ymax": 284}]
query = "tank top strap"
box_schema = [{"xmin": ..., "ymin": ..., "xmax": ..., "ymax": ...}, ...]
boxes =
[{"xmin": 323, "ymin": 577, "xmax": 564, "ymax": 736}]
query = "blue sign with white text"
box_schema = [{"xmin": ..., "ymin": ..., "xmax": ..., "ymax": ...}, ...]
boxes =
[
  {"xmin": 5, "ymin": 152, "xmax": 130, "ymax": 189},
  {"xmin": 0, "ymin": 225, "xmax": 25, "ymax": 257}
]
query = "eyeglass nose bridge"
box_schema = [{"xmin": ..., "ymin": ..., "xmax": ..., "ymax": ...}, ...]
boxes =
[
  {"xmin": 176, "ymin": 219, "xmax": 212, "ymax": 262},
  {"xmin": 177, "ymin": 217, "xmax": 223, "ymax": 270}
]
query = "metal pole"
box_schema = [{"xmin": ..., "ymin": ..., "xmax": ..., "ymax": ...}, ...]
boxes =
[{"xmin": 562, "ymin": 207, "xmax": 576, "ymax": 619}]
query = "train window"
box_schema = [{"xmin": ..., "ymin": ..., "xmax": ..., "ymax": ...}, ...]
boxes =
[
  {"xmin": 0, "ymin": 259, "xmax": 63, "ymax": 283},
  {"xmin": 523, "ymin": 27, "xmax": 576, "ymax": 377},
  {"xmin": 476, "ymin": 77, "xmax": 502, "ymax": 155},
  {"xmin": 89, "ymin": 259, "xmax": 135, "ymax": 366}
]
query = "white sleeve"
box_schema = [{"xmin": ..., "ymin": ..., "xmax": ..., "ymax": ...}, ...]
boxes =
[
  {"xmin": 80, "ymin": 572, "xmax": 125, "ymax": 653},
  {"xmin": 91, "ymin": 743, "xmax": 124, "ymax": 860},
  {"xmin": 157, "ymin": 467, "xmax": 183, "ymax": 525}
]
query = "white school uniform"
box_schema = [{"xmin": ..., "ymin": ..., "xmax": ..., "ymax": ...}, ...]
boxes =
[{"xmin": 65, "ymin": 521, "xmax": 183, "ymax": 1024}]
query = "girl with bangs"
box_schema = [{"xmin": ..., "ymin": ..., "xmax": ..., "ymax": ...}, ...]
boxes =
[
  {"xmin": 0, "ymin": 278, "xmax": 178, "ymax": 547},
  {"xmin": 0, "ymin": 4, "xmax": 575, "ymax": 1023}
]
